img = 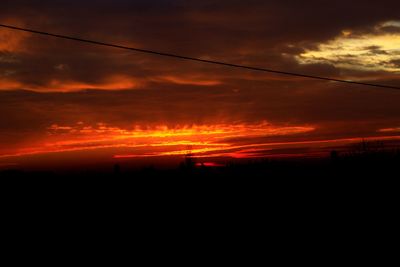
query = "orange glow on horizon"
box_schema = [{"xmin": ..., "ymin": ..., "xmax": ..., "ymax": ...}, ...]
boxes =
[
  {"xmin": 3, "ymin": 120, "xmax": 400, "ymax": 163},
  {"xmin": 1, "ymin": 121, "xmax": 400, "ymax": 163},
  {"xmin": 0, "ymin": 122, "xmax": 316, "ymax": 159}
]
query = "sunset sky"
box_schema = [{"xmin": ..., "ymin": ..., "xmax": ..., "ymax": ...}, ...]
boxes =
[{"xmin": 1, "ymin": 0, "xmax": 400, "ymax": 170}]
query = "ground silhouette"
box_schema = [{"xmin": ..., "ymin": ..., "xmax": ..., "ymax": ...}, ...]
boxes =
[{"xmin": 1, "ymin": 145, "xmax": 399, "ymax": 179}]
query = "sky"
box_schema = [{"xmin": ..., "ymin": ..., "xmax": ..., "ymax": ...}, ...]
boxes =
[{"xmin": 1, "ymin": 0, "xmax": 400, "ymax": 169}]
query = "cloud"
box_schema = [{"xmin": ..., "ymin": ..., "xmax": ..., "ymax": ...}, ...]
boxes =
[
  {"xmin": 0, "ymin": 18, "xmax": 28, "ymax": 53},
  {"xmin": 154, "ymin": 75, "xmax": 222, "ymax": 86},
  {"xmin": 389, "ymin": 59, "xmax": 400, "ymax": 68},
  {"xmin": 1, "ymin": 1, "xmax": 400, "ymax": 91},
  {"xmin": 378, "ymin": 127, "xmax": 400, "ymax": 133},
  {"xmin": 297, "ymin": 21, "xmax": 400, "ymax": 73},
  {"xmin": 0, "ymin": 116, "xmax": 315, "ymax": 158}
]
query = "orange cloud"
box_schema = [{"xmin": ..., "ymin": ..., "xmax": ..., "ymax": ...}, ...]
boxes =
[
  {"xmin": 0, "ymin": 75, "xmax": 143, "ymax": 92},
  {"xmin": 154, "ymin": 75, "xmax": 222, "ymax": 86},
  {"xmin": 1, "ymin": 121, "xmax": 315, "ymax": 159},
  {"xmin": 378, "ymin": 127, "xmax": 400, "ymax": 133},
  {"xmin": 0, "ymin": 78, "xmax": 23, "ymax": 90},
  {"xmin": 44, "ymin": 75, "xmax": 141, "ymax": 91},
  {"xmin": 3, "ymin": 120, "xmax": 400, "ymax": 165},
  {"xmin": 0, "ymin": 18, "xmax": 28, "ymax": 53}
]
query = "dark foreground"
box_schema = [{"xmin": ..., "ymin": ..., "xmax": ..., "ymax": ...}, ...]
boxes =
[{"xmin": 2, "ymin": 149, "xmax": 400, "ymax": 178}]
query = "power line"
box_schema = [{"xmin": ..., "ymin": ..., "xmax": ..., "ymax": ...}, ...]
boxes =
[{"xmin": 1, "ymin": 23, "xmax": 399, "ymax": 91}]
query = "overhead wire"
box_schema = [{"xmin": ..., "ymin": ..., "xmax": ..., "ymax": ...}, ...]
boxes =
[{"xmin": 0, "ymin": 23, "xmax": 399, "ymax": 90}]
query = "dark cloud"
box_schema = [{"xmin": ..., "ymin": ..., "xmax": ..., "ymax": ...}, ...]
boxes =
[
  {"xmin": 379, "ymin": 25, "xmax": 400, "ymax": 34},
  {"xmin": 1, "ymin": 0, "xmax": 400, "ymax": 90},
  {"xmin": 389, "ymin": 59, "xmax": 400, "ymax": 68},
  {"xmin": 365, "ymin": 46, "xmax": 389, "ymax": 55}
]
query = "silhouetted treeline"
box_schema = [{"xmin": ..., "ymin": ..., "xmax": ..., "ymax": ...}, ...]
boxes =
[{"xmin": 1, "ymin": 146, "xmax": 399, "ymax": 178}]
